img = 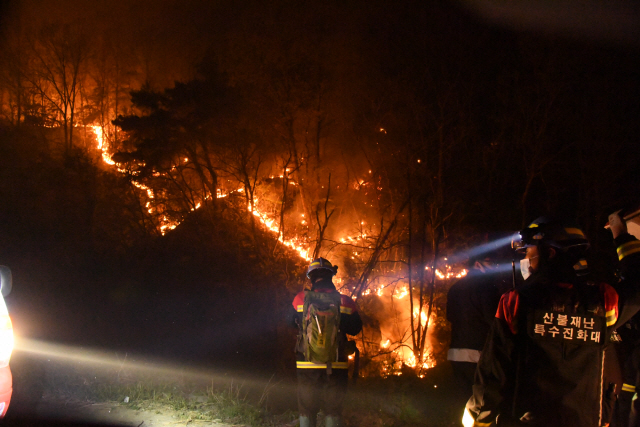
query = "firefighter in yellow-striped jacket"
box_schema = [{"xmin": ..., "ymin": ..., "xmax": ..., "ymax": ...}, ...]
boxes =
[
  {"xmin": 614, "ymin": 222, "xmax": 640, "ymax": 427},
  {"xmin": 289, "ymin": 258, "xmax": 362, "ymax": 427},
  {"xmin": 617, "ymin": 313, "xmax": 640, "ymax": 427},
  {"xmin": 465, "ymin": 214, "xmax": 640, "ymax": 427}
]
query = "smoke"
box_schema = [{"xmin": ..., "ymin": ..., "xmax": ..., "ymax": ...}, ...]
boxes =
[{"xmin": 458, "ymin": 0, "xmax": 640, "ymax": 44}]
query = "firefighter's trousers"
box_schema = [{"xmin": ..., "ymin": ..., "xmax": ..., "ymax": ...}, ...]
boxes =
[{"xmin": 297, "ymin": 368, "xmax": 348, "ymax": 418}]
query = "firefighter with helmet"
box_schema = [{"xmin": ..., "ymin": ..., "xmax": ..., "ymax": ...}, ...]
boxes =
[
  {"xmin": 464, "ymin": 214, "xmax": 640, "ymax": 427},
  {"xmin": 289, "ymin": 258, "xmax": 362, "ymax": 427}
]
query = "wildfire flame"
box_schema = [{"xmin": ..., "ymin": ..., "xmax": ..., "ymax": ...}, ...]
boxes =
[
  {"xmin": 394, "ymin": 287, "xmax": 409, "ymax": 299},
  {"xmin": 249, "ymin": 201, "xmax": 310, "ymax": 260},
  {"xmin": 91, "ymin": 125, "xmax": 116, "ymax": 166},
  {"xmin": 90, "ymin": 124, "xmax": 463, "ymax": 374},
  {"xmin": 91, "ymin": 125, "xmax": 311, "ymax": 246}
]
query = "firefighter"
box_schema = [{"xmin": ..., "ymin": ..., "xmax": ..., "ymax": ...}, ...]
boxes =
[
  {"xmin": 614, "ymin": 217, "xmax": 640, "ymax": 427},
  {"xmin": 447, "ymin": 254, "xmax": 509, "ymax": 418},
  {"xmin": 289, "ymin": 258, "xmax": 362, "ymax": 427},
  {"xmin": 464, "ymin": 213, "xmax": 640, "ymax": 427},
  {"xmin": 616, "ymin": 313, "xmax": 640, "ymax": 427}
]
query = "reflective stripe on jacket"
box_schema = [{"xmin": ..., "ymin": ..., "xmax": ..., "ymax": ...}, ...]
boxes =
[
  {"xmin": 296, "ymin": 361, "xmax": 349, "ymax": 369},
  {"xmin": 293, "ymin": 291, "xmax": 358, "ymax": 316},
  {"xmin": 448, "ymin": 348, "xmax": 482, "ymax": 363}
]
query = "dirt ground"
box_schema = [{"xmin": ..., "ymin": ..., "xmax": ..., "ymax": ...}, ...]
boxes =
[
  {"xmin": 4, "ymin": 351, "xmax": 463, "ymax": 426},
  {"xmin": 19, "ymin": 399, "xmax": 239, "ymax": 427}
]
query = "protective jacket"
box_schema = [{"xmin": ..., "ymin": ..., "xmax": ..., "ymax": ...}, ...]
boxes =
[
  {"xmin": 447, "ymin": 269, "xmax": 503, "ymax": 363},
  {"xmin": 289, "ymin": 280, "xmax": 362, "ymax": 369},
  {"xmin": 466, "ymin": 233, "xmax": 640, "ymax": 427},
  {"xmin": 618, "ymin": 326, "xmax": 640, "ymax": 427}
]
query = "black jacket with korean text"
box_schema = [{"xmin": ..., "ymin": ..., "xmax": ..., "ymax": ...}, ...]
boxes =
[{"xmin": 466, "ymin": 233, "xmax": 640, "ymax": 427}]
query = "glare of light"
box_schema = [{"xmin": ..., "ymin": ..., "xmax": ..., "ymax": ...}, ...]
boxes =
[
  {"xmin": 462, "ymin": 407, "xmax": 475, "ymax": 427},
  {"xmin": 0, "ymin": 297, "xmax": 13, "ymax": 368},
  {"xmin": 448, "ymin": 234, "xmax": 518, "ymax": 264},
  {"xmin": 12, "ymin": 338, "xmax": 283, "ymax": 398}
]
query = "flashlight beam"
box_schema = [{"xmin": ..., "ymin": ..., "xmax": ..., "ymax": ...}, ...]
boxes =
[
  {"xmin": 447, "ymin": 234, "xmax": 518, "ymax": 264},
  {"xmin": 14, "ymin": 337, "xmax": 273, "ymax": 388}
]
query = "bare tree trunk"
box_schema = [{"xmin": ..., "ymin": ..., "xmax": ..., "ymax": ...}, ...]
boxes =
[
  {"xmin": 352, "ymin": 197, "xmax": 410, "ymax": 300},
  {"xmin": 312, "ymin": 174, "xmax": 335, "ymax": 259},
  {"xmin": 275, "ymin": 154, "xmax": 292, "ymax": 253},
  {"xmin": 419, "ymin": 229, "xmax": 440, "ymax": 362},
  {"xmin": 407, "ymin": 171, "xmax": 418, "ymax": 353}
]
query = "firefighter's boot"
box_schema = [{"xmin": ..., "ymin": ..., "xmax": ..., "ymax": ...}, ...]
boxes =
[
  {"xmin": 324, "ymin": 415, "xmax": 341, "ymax": 427},
  {"xmin": 299, "ymin": 415, "xmax": 316, "ymax": 427}
]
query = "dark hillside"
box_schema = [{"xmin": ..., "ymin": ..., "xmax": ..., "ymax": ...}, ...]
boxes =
[{"xmin": 0, "ymin": 125, "xmax": 306, "ymax": 374}]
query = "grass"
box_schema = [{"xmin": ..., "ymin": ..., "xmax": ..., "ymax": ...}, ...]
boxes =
[
  {"xmin": 89, "ymin": 378, "xmax": 279, "ymax": 425},
  {"xmin": 19, "ymin": 356, "xmax": 457, "ymax": 427},
  {"xmin": 18, "ymin": 355, "xmax": 286, "ymax": 426}
]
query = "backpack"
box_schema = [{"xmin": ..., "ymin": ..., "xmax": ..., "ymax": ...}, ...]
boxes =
[{"xmin": 300, "ymin": 290, "xmax": 342, "ymax": 373}]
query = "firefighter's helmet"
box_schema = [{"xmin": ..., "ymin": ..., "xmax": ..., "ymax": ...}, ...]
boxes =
[
  {"xmin": 306, "ymin": 258, "xmax": 338, "ymax": 279},
  {"xmin": 512, "ymin": 216, "xmax": 590, "ymax": 254}
]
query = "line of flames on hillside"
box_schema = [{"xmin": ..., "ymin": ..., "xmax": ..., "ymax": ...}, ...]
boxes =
[{"xmin": 90, "ymin": 125, "xmax": 466, "ymax": 376}]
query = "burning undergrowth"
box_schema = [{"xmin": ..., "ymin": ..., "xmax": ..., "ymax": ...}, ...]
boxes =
[{"xmin": 87, "ymin": 119, "xmax": 467, "ymax": 378}]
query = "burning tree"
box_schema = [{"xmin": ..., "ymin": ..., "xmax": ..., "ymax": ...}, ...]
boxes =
[
  {"xmin": 110, "ymin": 67, "xmax": 244, "ymax": 233},
  {"xmin": 24, "ymin": 23, "xmax": 91, "ymax": 153}
]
